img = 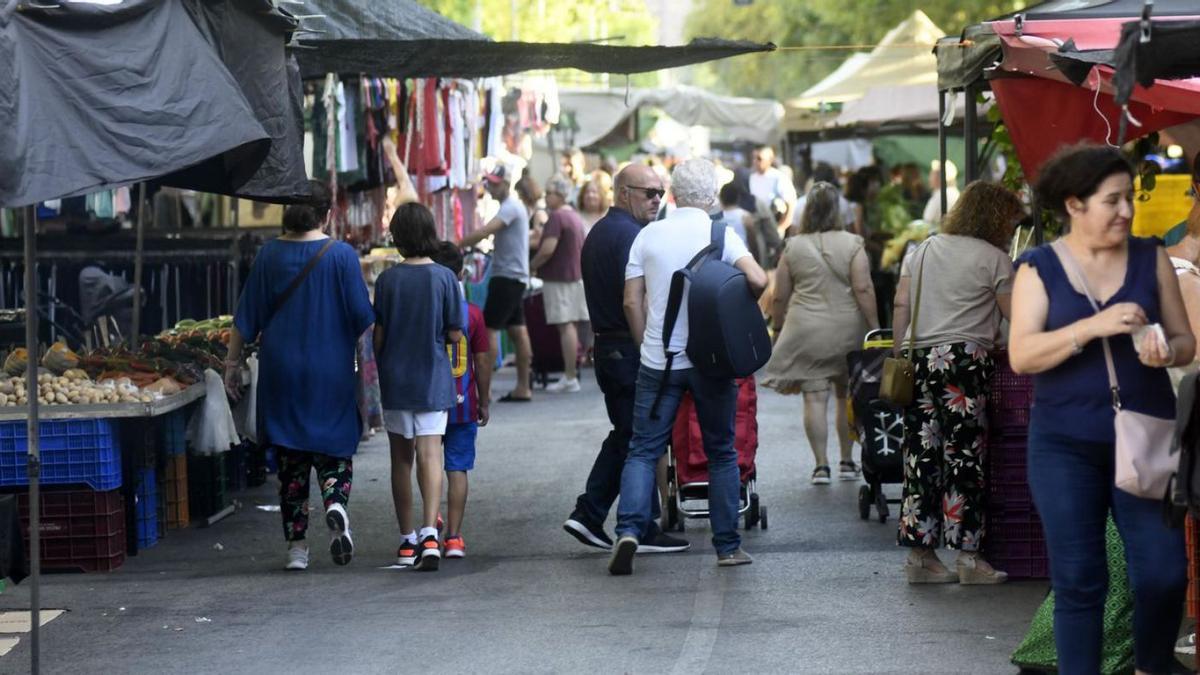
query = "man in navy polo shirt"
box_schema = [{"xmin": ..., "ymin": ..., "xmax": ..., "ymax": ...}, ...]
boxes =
[{"xmin": 562, "ymin": 164, "xmax": 688, "ymax": 554}]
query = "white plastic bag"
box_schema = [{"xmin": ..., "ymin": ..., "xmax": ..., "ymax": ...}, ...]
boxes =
[
  {"xmin": 234, "ymin": 356, "xmax": 258, "ymax": 443},
  {"xmin": 187, "ymin": 369, "xmax": 239, "ymax": 455}
]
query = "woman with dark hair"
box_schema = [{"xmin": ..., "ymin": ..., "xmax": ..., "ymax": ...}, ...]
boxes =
[
  {"xmin": 374, "ymin": 202, "xmax": 464, "ymax": 572},
  {"xmin": 762, "ymin": 183, "xmax": 879, "ymax": 485},
  {"xmin": 1008, "ymin": 143, "xmax": 1194, "ymax": 673},
  {"xmin": 892, "ymin": 181, "xmax": 1024, "ymax": 586},
  {"xmin": 225, "ymin": 180, "xmax": 375, "ymax": 571}
]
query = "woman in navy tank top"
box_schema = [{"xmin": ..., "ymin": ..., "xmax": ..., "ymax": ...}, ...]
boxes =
[{"xmin": 1009, "ymin": 144, "xmax": 1195, "ymax": 674}]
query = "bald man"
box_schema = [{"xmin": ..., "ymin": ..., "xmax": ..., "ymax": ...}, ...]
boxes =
[{"xmin": 563, "ymin": 164, "xmax": 688, "ymax": 554}]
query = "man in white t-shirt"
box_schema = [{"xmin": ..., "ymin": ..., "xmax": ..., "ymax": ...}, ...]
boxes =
[
  {"xmin": 608, "ymin": 159, "xmax": 768, "ymax": 575},
  {"xmin": 748, "ymin": 146, "xmax": 797, "ymax": 232}
]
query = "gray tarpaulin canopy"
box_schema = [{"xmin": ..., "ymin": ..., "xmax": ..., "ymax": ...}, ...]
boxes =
[
  {"xmin": 295, "ymin": 0, "xmax": 773, "ymax": 79},
  {"xmin": 0, "ymin": 0, "xmax": 307, "ymax": 209}
]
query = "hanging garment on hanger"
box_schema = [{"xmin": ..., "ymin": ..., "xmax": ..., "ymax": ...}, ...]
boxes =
[
  {"xmin": 446, "ymin": 87, "xmax": 467, "ymax": 189},
  {"xmin": 487, "ymin": 80, "xmax": 505, "ymax": 159}
]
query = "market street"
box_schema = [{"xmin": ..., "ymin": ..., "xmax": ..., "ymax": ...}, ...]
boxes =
[{"xmin": 0, "ymin": 370, "xmax": 1047, "ymax": 674}]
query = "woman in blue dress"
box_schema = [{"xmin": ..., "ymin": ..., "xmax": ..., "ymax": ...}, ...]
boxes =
[{"xmin": 224, "ymin": 181, "xmax": 375, "ymax": 571}]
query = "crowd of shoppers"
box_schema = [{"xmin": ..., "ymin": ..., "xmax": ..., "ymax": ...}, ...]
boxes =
[{"xmin": 230, "ymin": 137, "xmax": 1200, "ymax": 671}]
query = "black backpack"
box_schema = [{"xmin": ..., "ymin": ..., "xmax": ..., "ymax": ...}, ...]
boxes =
[{"xmin": 650, "ymin": 219, "xmax": 771, "ymax": 418}]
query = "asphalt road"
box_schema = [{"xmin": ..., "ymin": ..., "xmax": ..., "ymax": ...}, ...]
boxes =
[{"xmin": 0, "ymin": 368, "xmax": 1049, "ymax": 674}]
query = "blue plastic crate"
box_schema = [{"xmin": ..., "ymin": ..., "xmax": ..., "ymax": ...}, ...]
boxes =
[
  {"xmin": 136, "ymin": 467, "xmax": 159, "ymax": 549},
  {"xmin": 160, "ymin": 411, "xmax": 187, "ymax": 456},
  {"xmin": 0, "ymin": 420, "xmax": 122, "ymax": 490}
]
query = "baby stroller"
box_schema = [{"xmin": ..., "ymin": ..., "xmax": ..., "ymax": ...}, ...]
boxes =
[
  {"xmin": 846, "ymin": 329, "xmax": 905, "ymax": 523},
  {"xmin": 664, "ymin": 377, "xmax": 766, "ymax": 532}
]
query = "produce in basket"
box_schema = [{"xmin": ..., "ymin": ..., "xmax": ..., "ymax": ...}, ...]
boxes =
[
  {"xmin": 41, "ymin": 341, "xmax": 80, "ymax": 374},
  {"xmin": 0, "ymin": 373, "xmax": 151, "ymax": 406},
  {"xmin": 3, "ymin": 349, "xmax": 27, "ymax": 376}
]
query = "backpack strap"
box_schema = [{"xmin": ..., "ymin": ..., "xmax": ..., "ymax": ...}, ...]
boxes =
[{"xmin": 650, "ymin": 220, "xmax": 723, "ymax": 420}]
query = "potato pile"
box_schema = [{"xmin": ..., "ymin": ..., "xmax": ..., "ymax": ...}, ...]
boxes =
[{"xmin": 0, "ymin": 370, "xmax": 152, "ymax": 407}]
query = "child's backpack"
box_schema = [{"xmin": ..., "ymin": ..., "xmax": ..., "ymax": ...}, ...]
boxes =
[{"xmin": 650, "ymin": 219, "xmax": 771, "ymax": 418}]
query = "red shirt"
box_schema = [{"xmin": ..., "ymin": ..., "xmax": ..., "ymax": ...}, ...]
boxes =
[
  {"xmin": 448, "ymin": 302, "xmax": 490, "ymax": 424},
  {"xmin": 539, "ymin": 207, "xmax": 586, "ymax": 282}
]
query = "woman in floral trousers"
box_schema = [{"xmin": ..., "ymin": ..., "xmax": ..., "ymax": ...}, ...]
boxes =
[{"xmin": 891, "ymin": 182, "xmax": 1024, "ymax": 585}]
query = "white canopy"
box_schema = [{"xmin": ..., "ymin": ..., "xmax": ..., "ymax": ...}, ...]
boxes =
[
  {"xmin": 558, "ymin": 85, "xmax": 785, "ymax": 148},
  {"xmin": 789, "ymin": 10, "xmax": 944, "ymax": 109}
]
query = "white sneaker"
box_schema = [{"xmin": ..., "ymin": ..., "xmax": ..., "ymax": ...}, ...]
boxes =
[
  {"xmin": 285, "ymin": 543, "xmax": 309, "ymax": 571},
  {"xmin": 546, "ymin": 377, "xmax": 581, "ymax": 393},
  {"xmin": 325, "ymin": 503, "xmax": 353, "ymax": 566},
  {"xmin": 1176, "ymin": 632, "xmax": 1196, "ymax": 656}
]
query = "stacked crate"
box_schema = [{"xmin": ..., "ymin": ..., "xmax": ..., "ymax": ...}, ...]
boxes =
[
  {"xmin": 984, "ymin": 352, "xmax": 1049, "ymax": 580},
  {"xmin": 159, "ymin": 411, "xmax": 189, "ymax": 529},
  {"xmin": 0, "ymin": 419, "xmax": 126, "ymax": 572}
]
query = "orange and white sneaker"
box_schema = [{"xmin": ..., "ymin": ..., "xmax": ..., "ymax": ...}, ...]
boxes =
[
  {"xmin": 396, "ymin": 539, "xmax": 418, "ymax": 567},
  {"xmin": 444, "ymin": 535, "xmax": 466, "ymax": 559},
  {"xmin": 414, "ymin": 534, "xmax": 441, "ymax": 571}
]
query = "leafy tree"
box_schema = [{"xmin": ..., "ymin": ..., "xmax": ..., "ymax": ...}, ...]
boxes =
[
  {"xmin": 415, "ymin": 0, "xmax": 656, "ymax": 46},
  {"xmin": 684, "ymin": 0, "xmax": 1024, "ymax": 101}
]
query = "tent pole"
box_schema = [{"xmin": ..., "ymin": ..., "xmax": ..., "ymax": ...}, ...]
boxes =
[
  {"xmin": 964, "ymin": 82, "xmax": 979, "ymax": 183},
  {"xmin": 938, "ymin": 90, "xmax": 948, "ymax": 219},
  {"xmin": 23, "ymin": 205, "xmax": 41, "ymax": 675},
  {"xmin": 130, "ymin": 183, "xmax": 146, "ymax": 347}
]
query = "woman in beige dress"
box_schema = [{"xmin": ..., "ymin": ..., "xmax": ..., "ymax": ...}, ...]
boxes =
[{"xmin": 762, "ymin": 183, "xmax": 879, "ymax": 485}]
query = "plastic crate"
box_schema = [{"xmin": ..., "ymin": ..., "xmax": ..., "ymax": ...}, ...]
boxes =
[
  {"xmin": 1188, "ymin": 516, "xmax": 1199, "ymax": 619},
  {"xmin": 162, "ymin": 454, "xmax": 189, "ymax": 529},
  {"xmin": 0, "ymin": 420, "xmax": 121, "ymax": 490},
  {"xmin": 135, "ymin": 467, "xmax": 158, "ymax": 549},
  {"xmin": 18, "ymin": 488, "xmax": 126, "ymax": 572},
  {"xmin": 160, "ymin": 411, "xmax": 187, "ymax": 456},
  {"xmin": 225, "ymin": 444, "xmax": 247, "ymax": 493},
  {"xmin": 188, "ymin": 454, "xmax": 228, "ymax": 521},
  {"xmin": 985, "ymin": 519, "xmax": 1050, "ymax": 580}
]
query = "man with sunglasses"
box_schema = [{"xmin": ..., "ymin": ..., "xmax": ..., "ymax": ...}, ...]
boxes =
[{"xmin": 564, "ymin": 164, "xmax": 688, "ymax": 555}]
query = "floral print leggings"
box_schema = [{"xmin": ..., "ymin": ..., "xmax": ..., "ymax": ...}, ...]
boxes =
[
  {"xmin": 897, "ymin": 342, "xmax": 993, "ymax": 552},
  {"xmin": 277, "ymin": 448, "xmax": 353, "ymax": 542}
]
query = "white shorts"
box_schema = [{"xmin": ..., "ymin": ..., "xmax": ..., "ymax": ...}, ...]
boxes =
[
  {"xmin": 542, "ymin": 280, "xmax": 590, "ymax": 325},
  {"xmin": 383, "ymin": 410, "xmax": 448, "ymax": 439}
]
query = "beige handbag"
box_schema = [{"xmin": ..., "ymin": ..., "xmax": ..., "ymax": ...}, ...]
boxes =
[
  {"xmin": 1054, "ymin": 241, "xmax": 1177, "ymax": 499},
  {"xmin": 880, "ymin": 243, "xmax": 928, "ymax": 407}
]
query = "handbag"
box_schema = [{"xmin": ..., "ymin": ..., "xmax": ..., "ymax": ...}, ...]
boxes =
[
  {"xmin": 1053, "ymin": 240, "xmax": 1178, "ymax": 499},
  {"xmin": 880, "ymin": 242, "xmax": 929, "ymax": 407}
]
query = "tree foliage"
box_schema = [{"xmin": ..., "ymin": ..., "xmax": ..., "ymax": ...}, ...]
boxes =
[
  {"xmin": 414, "ymin": 0, "xmax": 657, "ymax": 46},
  {"xmin": 684, "ymin": 0, "xmax": 1025, "ymax": 101}
]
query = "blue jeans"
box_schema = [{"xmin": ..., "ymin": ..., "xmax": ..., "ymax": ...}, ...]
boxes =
[
  {"xmin": 616, "ymin": 365, "xmax": 740, "ymax": 555},
  {"xmin": 1027, "ymin": 422, "xmax": 1186, "ymax": 675},
  {"xmin": 572, "ymin": 337, "xmax": 661, "ymax": 537}
]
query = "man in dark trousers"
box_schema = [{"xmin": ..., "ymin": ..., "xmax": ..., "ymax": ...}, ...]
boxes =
[{"xmin": 563, "ymin": 164, "xmax": 689, "ymax": 554}]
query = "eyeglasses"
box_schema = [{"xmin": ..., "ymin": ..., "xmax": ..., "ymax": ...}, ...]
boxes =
[{"xmin": 623, "ymin": 185, "xmax": 665, "ymax": 200}]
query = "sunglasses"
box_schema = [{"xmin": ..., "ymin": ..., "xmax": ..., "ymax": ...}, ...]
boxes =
[{"xmin": 624, "ymin": 185, "xmax": 665, "ymax": 200}]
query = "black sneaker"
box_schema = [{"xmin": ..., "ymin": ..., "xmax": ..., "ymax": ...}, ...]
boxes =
[
  {"xmin": 637, "ymin": 531, "xmax": 690, "ymax": 554},
  {"xmin": 413, "ymin": 534, "xmax": 440, "ymax": 572},
  {"xmin": 563, "ymin": 516, "xmax": 614, "ymax": 549},
  {"xmin": 608, "ymin": 536, "xmax": 638, "ymax": 576}
]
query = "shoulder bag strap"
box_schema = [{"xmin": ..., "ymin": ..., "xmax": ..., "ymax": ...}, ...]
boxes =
[
  {"xmin": 1051, "ymin": 240, "xmax": 1122, "ymax": 409},
  {"xmin": 651, "ymin": 232, "xmax": 721, "ymax": 420},
  {"xmin": 265, "ymin": 238, "xmax": 336, "ymax": 329},
  {"xmin": 906, "ymin": 240, "xmax": 930, "ymax": 360}
]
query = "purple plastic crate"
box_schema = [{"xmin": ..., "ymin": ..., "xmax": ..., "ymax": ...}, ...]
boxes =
[
  {"xmin": 0, "ymin": 419, "xmax": 122, "ymax": 490},
  {"xmin": 986, "ymin": 518, "xmax": 1049, "ymax": 580}
]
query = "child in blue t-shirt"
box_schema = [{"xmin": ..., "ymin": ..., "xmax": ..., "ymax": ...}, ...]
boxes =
[
  {"xmin": 431, "ymin": 242, "xmax": 493, "ymax": 559},
  {"xmin": 374, "ymin": 203, "xmax": 464, "ymax": 572}
]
